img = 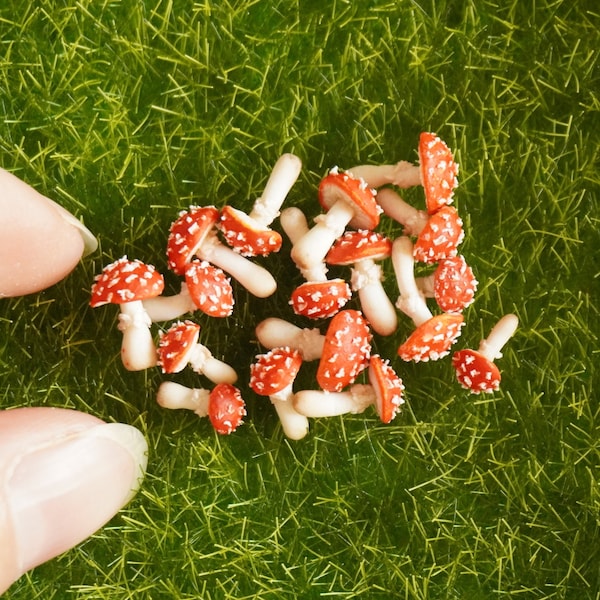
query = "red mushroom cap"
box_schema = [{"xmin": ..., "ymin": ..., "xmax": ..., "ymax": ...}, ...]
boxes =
[
  {"xmin": 317, "ymin": 309, "xmax": 372, "ymax": 392},
  {"xmin": 184, "ymin": 260, "xmax": 234, "ymax": 318},
  {"xmin": 90, "ymin": 256, "xmax": 165, "ymax": 308},
  {"xmin": 433, "ymin": 255, "xmax": 477, "ymax": 313},
  {"xmin": 166, "ymin": 206, "xmax": 220, "ymax": 275},
  {"xmin": 413, "ymin": 206, "xmax": 465, "ymax": 264},
  {"xmin": 318, "ymin": 168, "xmax": 381, "ymax": 230},
  {"xmin": 218, "ymin": 205, "xmax": 282, "ymax": 257},
  {"xmin": 249, "ymin": 346, "xmax": 303, "ymax": 396},
  {"xmin": 325, "ymin": 230, "xmax": 392, "ymax": 265},
  {"xmin": 290, "ymin": 279, "xmax": 352, "ymax": 320},
  {"xmin": 452, "ymin": 349, "xmax": 501, "ymax": 393},
  {"xmin": 208, "ymin": 382, "xmax": 247, "ymax": 434},
  {"xmin": 398, "ymin": 313, "xmax": 464, "ymax": 362},
  {"xmin": 418, "ymin": 132, "xmax": 459, "ymax": 215},
  {"xmin": 368, "ymin": 355, "xmax": 405, "ymax": 424},
  {"xmin": 157, "ymin": 320, "xmax": 200, "ymax": 373}
]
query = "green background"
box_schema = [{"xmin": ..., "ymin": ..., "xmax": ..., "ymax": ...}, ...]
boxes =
[{"xmin": 1, "ymin": 1, "xmax": 598, "ymax": 598}]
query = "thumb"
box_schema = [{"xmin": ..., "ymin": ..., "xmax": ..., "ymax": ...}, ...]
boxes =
[
  {"xmin": 0, "ymin": 168, "xmax": 98, "ymax": 297},
  {"xmin": 0, "ymin": 407, "xmax": 148, "ymax": 594}
]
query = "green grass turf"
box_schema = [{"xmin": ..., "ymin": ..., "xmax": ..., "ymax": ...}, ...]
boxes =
[{"xmin": 1, "ymin": 0, "xmax": 599, "ymax": 598}]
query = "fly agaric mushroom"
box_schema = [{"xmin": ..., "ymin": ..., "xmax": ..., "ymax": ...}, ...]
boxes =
[
  {"xmin": 90, "ymin": 256, "xmax": 164, "ymax": 371},
  {"xmin": 156, "ymin": 381, "xmax": 246, "ymax": 434},
  {"xmin": 249, "ymin": 346, "xmax": 309, "ymax": 440},
  {"xmin": 377, "ymin": 188, "xmax": 465, "ymax": 264},
  {"xmin": 290, "ymin": 167, "xmax": 381, "ymax": 272},
  {"xmin": 280, "ymin": 206, "xmax": 351, "ymax": 319},
  {"xmin": 452, "ymin": 313, "xmax": 519, "ymax": 393},
  {"xmin": 294, "ymin": 354, "xmax": 404, "ymax": 424},
  {"xmin": 350, "ymin": 132, "xmax": 459, "ymax": 214},
  {"xmin": 317, "ymin": 309, "xmax": 372, "ymax": 392},
  {"xmin": 416, "ymin": 255, "xmax": 478, "ymax": 313},
  {"xmin": 325, "ymin": 229, "xmax": 397, "ymax": 336},
  {"xmin": 217, "ymin": 153, "xmax": 302, "ymax": 257},
  {"xmin": 255, "ymin": 317, "xmax": 325, "ymax": 361},
  {"xmin": 157, "ymin": 320, "xmax": 237, "ymax": 384},
  {"xmin": 166, "ymin": 205, "xmax": 276, "ymax": 298},
  {"xmin": 392, "ymin": 236, "xmax": 464, "ymax": 362}
]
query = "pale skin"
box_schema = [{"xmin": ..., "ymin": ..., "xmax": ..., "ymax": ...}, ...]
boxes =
[{"xmin": 0, "ymin": 169, "xmax": 147, "ymax": 594}]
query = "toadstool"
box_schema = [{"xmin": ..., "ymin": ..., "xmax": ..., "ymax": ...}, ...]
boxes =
[
  {"xmin": 249, "ymin": 346, "xmax": 309, "ymax": 440},
  {"xmin": 392, "ymin": 236, "xmax": 463, "ymax": 362},
  {"xmin": 326, "ymin": 229, "xmax": 397, "ymax": 336},
  {"xmin": 290, "ymin": 167, "xmax": 381, "ymax": 271},
  {"xmin": 157, "ymin": 320, "xmax": 237, "ymax": 384},
  {"xmin": 217, "ymin": 153, "xmax": 302, "ymax": 257},
  {"xmin": 166, "ymin": 205, "xmax": 276, "ymax": 298},
  {"xmin": 90, "ymin": 256, "xmax": 164, "ymax": 371},
  {"xmin": 317, "ymin": 309, "xmax": 372, "ymax": 392},
  {"xmin": 452, "ymin": 313, "xmax": 519, "ymax": 393},
  {"xmin": 156, "ymin": 381, "xmax": 246, "ymax": 434}
]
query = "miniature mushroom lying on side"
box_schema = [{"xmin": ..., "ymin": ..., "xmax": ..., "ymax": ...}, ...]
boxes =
[
  {"xmin": 294, "ymin": 354, "xmax": 405, "ymax": 424},
  {"xmin": 326, "ymin": 229, "xmax": 397, "ymax": 336},
  {"xmin": 156, "ymin": 381, "xmax": 246, "ymax": 434},
  {"xmin": 392, "ymin": 236, "xmax": 464, "ymax": 362},
  {"xmin": 350, "ymin": 132, "xmax": 459, "ymax": 214},
  {"xmin": 452, "ymin": 313, "xmax": 519, "ymax": 393},
  {"xmin": 290, "ymin": 167, "xmax": 381, "ymax": 272},
  {"xmin": 218, "ymin": 153, "xmax": 302, "ymax": 257},
  {"xmin": 166, "ymin": 205, "xmax": 276, "ymax": 298},
  {"xmin": 90, "ymin": 256, "xmax": 164, "ymax": 371},
  {"xmin": 157, "ymin": 320, "xmax": 237, "ymax": 384},
  {"xmin": 249, "ymin": 346, "xmax": 309, "ymax": 440},
  {"xmin": 281, "ymin": 206, "xmax": 351, "ymax": 320}
]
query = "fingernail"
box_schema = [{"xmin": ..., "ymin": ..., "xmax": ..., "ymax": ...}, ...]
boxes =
[
  {"xmin": 2, "ymin": 421, "xmax": 148, "ymax": 581},
  {"xmin": 50, "ymin": 199, "xmax": 98, "ymax": 257}
]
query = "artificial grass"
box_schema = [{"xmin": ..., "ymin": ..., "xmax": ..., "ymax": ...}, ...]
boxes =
[{"xmin": 1, "ymin": 0, "xmax": 599, "ymax": 598}]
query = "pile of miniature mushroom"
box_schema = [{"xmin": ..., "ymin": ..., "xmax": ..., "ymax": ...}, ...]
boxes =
[{"xmin": 90, "ymin": 135, "xmax": 519, "ymax": 440}]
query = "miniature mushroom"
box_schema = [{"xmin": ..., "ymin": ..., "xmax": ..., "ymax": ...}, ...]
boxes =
[
  {"xmin": 415, "ymin": 255, "xmax": 478, "ymax": 313},
  {"xmin": 392, "ymin": 236, "xmax": 464, "ymax": 362},
  {"xmin": 157, "ymin": 320, "xmax": 237, "ymax": 384},
  {"xmin": 156, "ymin": 381, "xmax": 246, "ymax": 434},
  {"xmin": 349, "ymin": 132, "xmax": 459, "ymax": 214},
  {"xmin": 325, "ymin": 229, "xmax": 397, "ymax": 336},
  {"xmin": 294, "ymin": 354, "xmax": 404, "ymax": 424},
  {"xmin": 377, "ymin": 188, "xmax": 465, "ymax": 263},
  {"xmin": 452, "ymin": 313, "xmax": 519, "ymax": 393},
  {"xmin": 317, "ymin": 309, "xmax": 372, "ymax": 392},
  {"xmin": 290, "ymin": 167, "xmax": 381, "ymax": 271},
  {"xmin": 90, "ymin": 256, "xmax": 164, "ymax": 371},
  {"xmin": 281, "ymin": 206, "xmax": 351, "ymax": 319},
  {"xmin": 217, "ymin": 153, "xmax": 302, "ymax": 257},
  {"xmin": 249, "ymin": 346, "xmax": 309, "ymax": 440},
  {"xmin": 255, "ymin": 317, "xmax": 325, "ymax": 361},
  {"xmin": 166, "ymin": 206, "xmax": 276, "ymax": 298}
]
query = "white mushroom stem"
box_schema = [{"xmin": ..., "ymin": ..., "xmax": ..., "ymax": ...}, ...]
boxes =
[
  {"xmin": 350, "ymin": 260, "xmax": 398, "ymax": 336},
  {"xmin": 291, "ymin": 200, "xmax": 355, "ymax": 271},
  {"xmin": 376, "ymin": 188, "xmax": 428, "ymax": 236},
  {"xmin": 142, "ymin": 282, "xmax": 197, "ymax": 322},
  {"xmin": 197, "ymin": 230, "xmax": 277, "ymax": 298},
  {"xmin": 255, "ymin": 317, "xmax": 325, "ymax": 361},
  {"xmin": 156, "ymin": 381, "xmax": 210, "ymax": 417},
  {"xmin": 349, "ymin": 160, "xmax": 421, "ymax": 189},
  {"xmin": 280, "ymin": 206, "xmax": 328, "ymax": 282},
  {"xmin": 391, "ymin": 236, "xmax": 432, "ymax": 327},
  {"xmin": 414, "ymin": 273, "xmax": 436, "ymax": 298},
  {"xmin": 293, "ymin": 384, "xmax": 376, "ymax": 417},
  {"xmin": 250, "ymin": 153, "xmax": 302, "ymax": 226},
  {"xmin": 187, "ymin": 345, "xmax": 238, "ymax": 384},
  {"xmin": 270, "ymin": 383, "xmax": 309, "ymax": 440},
  {"xmin": 478, "ymin": 314, "xmax": 519, "ymax": 361},
  {"xmin": 117, "ymin": 300, "xmax": 157, "ymax": 371}
]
